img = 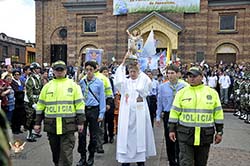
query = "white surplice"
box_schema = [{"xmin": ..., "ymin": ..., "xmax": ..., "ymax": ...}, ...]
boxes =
[{"xmin": 114, "ymin": 65, "xmax": 156, "ymax": 163}]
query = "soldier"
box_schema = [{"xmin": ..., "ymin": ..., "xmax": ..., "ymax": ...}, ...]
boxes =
[
  {"xmin": 239, "ymin": 77, "xmax": 248, "ymax": 120},
  {"xmin": 234, "ymin": 76, "xmax": 245, "ymax": 117},
  {"xmin": 24, "ymin": 62, "xmax": 43, "ymax": 142},
  {"xmin": 233, "ymin": 76, "xmax": 241, "ymax": 116},
  {"xmin": 244, "ymin": 77, "xmax": 250, "ymax": 123}
]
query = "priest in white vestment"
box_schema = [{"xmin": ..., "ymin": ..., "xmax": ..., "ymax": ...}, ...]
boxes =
[{"xmin": 114, "ymin": 52, "xmax": 156, "ymax": 166}]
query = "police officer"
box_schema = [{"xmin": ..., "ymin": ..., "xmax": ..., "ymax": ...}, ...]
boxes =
[
  {"xmin": 24, "ymin": 62, "xmax": 43, "ymax": 142},
  {"xmin": 169, "ymin": 67, "xmax": 224, "ymax": 166},
  {"xmin": 77, "ymin": 61, "xmax": 106, "ymax": 166},
  {"xmin": 34, "ymin": 60, "xmax": 85, "ymax": 166}
]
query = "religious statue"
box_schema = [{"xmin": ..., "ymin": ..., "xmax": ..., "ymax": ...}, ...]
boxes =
[
  {"xmin": 126, "ymin": 29, "xmax": 142, "ymax": 55},
  {"xmin": 9, "ymin": 140, "xmax": 26, "ymax": 153}
]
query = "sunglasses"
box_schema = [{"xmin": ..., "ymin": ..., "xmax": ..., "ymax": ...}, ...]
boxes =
[
  {"xmin": 187, "ymin": 75, "xmax": 199, "ymax": 78},
  {"xmin": 55, "ymin": 68, "xmax": 65, "ymax": 71}
]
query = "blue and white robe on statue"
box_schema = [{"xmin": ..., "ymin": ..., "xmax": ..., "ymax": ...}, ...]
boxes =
[{"xmin": 114, "ymin": 65, "xmax": 156, "ymax": 163}]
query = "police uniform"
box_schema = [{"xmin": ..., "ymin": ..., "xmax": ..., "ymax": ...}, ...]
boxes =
[
  {"xmin": 24, "ymin": 62, "xmax": 43, "ymax": 142},
  {"xmin": 35, "ymin": 60, "xmax": 85, "ymax": 166},
  {"xmin": 169, "ymin": 67, "xmax": 224, "ymax": 166}
]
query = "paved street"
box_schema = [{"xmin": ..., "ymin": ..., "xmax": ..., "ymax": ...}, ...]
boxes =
[{"xmin": 11, "ymin": 112, "xmax": 250, "ymax": 166}]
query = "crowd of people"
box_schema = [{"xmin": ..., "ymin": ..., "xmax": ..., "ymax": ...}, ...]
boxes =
[{"xmin": 0, "ymin": 52, "xmax": 249, "ymax": 166}]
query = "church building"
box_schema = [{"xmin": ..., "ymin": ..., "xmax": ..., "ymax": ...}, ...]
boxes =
[{"xmin": 35, "ymin": 0, "xmax": 250, "ymax": 66}]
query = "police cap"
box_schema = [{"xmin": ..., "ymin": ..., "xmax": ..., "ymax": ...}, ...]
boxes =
[
  {"xmin": 187, "ymin": 67, "xmax": 202, "ymax": 76},
  {"xmin": 52, "ymin": 60, "xmax": 67, "ymax": 70}
]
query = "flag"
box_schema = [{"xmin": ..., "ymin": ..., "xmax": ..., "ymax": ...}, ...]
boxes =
[
  {"xmin": 200, "ymin": 59, "xmax": 205, "ymax": 67},
  {"xmin": 159, "ymin": 50, "xmax": 166, "ymax": 68},
  {"xmin": 141, "ymin": 29, "xmax": 156, "ymax": 58},
  {"xmin": 166, "ymin": 46, "xmax": 171, "ymax": 65}
]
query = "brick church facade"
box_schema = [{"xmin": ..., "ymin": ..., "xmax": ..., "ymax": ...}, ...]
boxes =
[{"xmin": 35, "ymin": 0, "xmax": 250, "ymax": 66}]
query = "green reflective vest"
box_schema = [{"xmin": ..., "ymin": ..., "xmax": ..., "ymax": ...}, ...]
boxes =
[
  {"xmin": 94, "ymin": 72, "xmax": 113, "ymax": 98},
  {"xmin": 169, "ymin": 84, "xmax": 224, "ymax": 145},
  {"xmin": 36, "ymin": 78, "xmax": 85, "ymax": 134}
]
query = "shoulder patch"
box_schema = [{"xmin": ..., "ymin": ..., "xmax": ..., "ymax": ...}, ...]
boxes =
[
  {"xmin": 207, "ymin": 95, "xmax": 212, "ymax": 100},
  {"xmin": 68, "ymin": 88, "xmax": 73, "ymax": 93}
]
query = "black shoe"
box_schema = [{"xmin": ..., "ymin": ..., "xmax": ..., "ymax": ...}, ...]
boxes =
[
  {"xmin": 137, "ymin": 162, "xmax": 145, "ymax": 166},
  {"xmin": 86, "ymin": 155, "xmax": 94, "ymax": 166},
  {"xmin": 121, "ymin": 163, "xmax": 130, "ymax": 166},
  {"xmin": 233, "ymin": 111, "xmax": 240, "ymax": 116},
  {"xmin": 33, "ymin": 133, "xmax": 42, "ymax": 138},
  {"xmin": 26, "ymin": 136, "xmax": 37, "ymax": 142},
  {"xmin": 103, "ymin": 140, "xmax": 108, "ymax": 144},
  {"xmin": 96, "ymin": 147, "xmax": 104, "ymax": 153},
  {"xmin": 109, "ymin": 137, "xmax": 114, "ymax": 144},
  {"xmin": 76, "ymin": 158, "xmax": 86, "ymax": 166},
  {"xmin": 244, "ymin": 119, "xmax": 250, "ymax": 124}
]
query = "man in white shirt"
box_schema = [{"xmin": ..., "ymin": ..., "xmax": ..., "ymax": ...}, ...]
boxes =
[
  {"xmin": 218, "ymin": 71, "xmax": 231, "ymax": 105},
  {"xmin": 208, "ymin": 72, "xmax": 218, "ymax": 89}
]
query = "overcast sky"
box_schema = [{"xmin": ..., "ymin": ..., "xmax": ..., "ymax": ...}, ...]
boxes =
[{"xmin": 0, "ymin": 0, "xmax": 35, "ymax": 43}]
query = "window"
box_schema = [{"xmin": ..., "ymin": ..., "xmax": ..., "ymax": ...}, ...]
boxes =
[
  {"xmin": 2, "ymin": 46, "xmax": 8, "ymax": 57},
  {"xmin": 83, "ymin": 18, "xmax": 96, "ymax": 33},
  {"xmin": 15, "ymin": 48, "xmax": 20, "ymax": 56},
  {"xmin": 196, "ymin": 52, "xmax": 204, "ymax": 63},
  {"xmin": 27, "ymin": 51, "xmax": 35, "ymax": 63},
  {"xmin": 219, "ymin": 14, "xmax": 236, "ymax": 32}
]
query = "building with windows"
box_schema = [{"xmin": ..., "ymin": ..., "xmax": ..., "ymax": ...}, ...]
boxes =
[
  {"xmin": 0, "ymin": 33, "xmax": 26, "ymax": 64},
  {"xmin": 26, "ymin": 43, "xmax": 36, "ymax": 64},
  {"xmin": 35, "ymin": 0, "xmax": 250, "ymax": 66}
]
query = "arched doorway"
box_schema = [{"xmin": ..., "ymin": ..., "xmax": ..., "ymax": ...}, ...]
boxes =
[
  {"xmin": 50, "ymin": 27, "xmax": 68, "ymax": 64},
  {"xmin": 216, "ymin": 43, "xmax": 238, "ymax": 64},
  {"xmin": 79, "ymin": 44, "xmax": 97, "ymax": 66}
]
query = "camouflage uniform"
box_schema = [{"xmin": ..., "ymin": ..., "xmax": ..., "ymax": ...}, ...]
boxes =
[
  {"xmin": 232, "ymin": 77, "xmax": 240, "ymax": 111},
  {"xmin": 24, "ymin": 70, "xmax": 42, "ymax": 141},
  {"xmin": 244, "ymin": 78, "xmax": 250, "ymax": 123},
  {"xmin": 239, "ymin": 78, "xmax": 248, "ymax": 120}
]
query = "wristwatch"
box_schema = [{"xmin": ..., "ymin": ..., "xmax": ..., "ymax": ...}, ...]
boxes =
[{"xmin": 217, "ymin": 131, "xmax": 223, "ymax": 136}]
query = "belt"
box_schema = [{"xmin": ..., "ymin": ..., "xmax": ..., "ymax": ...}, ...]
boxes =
[{"xmin": 85, "ymin": 105, "xmax": 99, "ymax": 110}]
